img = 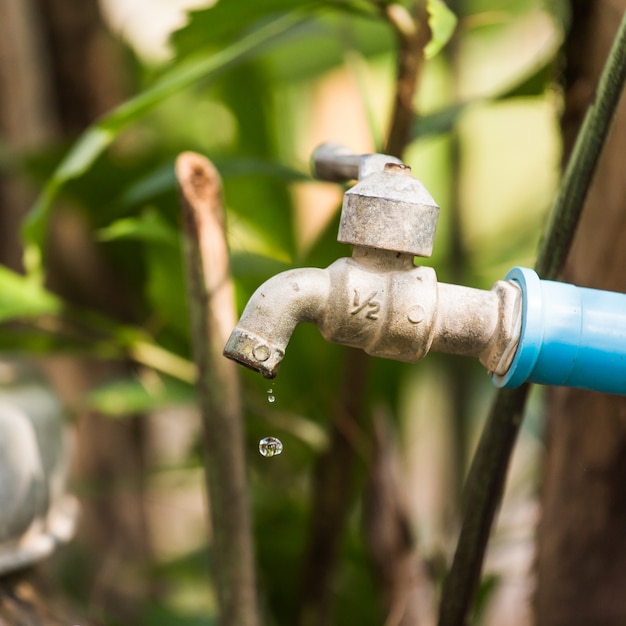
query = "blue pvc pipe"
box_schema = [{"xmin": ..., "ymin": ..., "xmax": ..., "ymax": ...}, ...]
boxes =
[{"xmin": 493, "ymin": 267, "xmax": 626, "ymax": 395}]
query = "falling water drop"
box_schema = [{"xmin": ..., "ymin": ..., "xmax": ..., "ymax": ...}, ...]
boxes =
[
  {"xmin": 259, "ymin": 436, "xmax": 283, "ymax": 457},
  {"xmin": 267, "ymin": 387, "xmax": 275, "ymax": 403}
]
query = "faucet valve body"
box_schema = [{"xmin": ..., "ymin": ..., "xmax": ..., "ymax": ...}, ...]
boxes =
[
  {"xmin": 223, "ymin": 246, "xmax": 522, "ymax": 379},
  {"xmin": 320, "ymin": 254, "xmax": 521, "ymax": 372},
  {"xmin": 320, "ymin": 256, "xmax": 439, "ymax": 362}
]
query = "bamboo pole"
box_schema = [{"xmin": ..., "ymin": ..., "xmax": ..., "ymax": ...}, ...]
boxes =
[{"xmin": 177, "ymin": 152, "xmax": 259, "ymax": 626}]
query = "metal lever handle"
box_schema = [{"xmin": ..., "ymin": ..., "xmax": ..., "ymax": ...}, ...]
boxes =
[
  {"xmin": 311, "ymin": 142, "xmax": 361, "ymax": 182},
  {"xmin": 312, "ymin": 142, "xmax": 404, "ymax": 182}
]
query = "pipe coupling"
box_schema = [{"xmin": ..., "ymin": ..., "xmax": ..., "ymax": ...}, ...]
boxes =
[{"xmin": 0, "ymin": 363, "xmax": 78, "ymax": 575}]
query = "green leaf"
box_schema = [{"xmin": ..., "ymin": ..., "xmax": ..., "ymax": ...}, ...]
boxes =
[
  {"xmin": 85, "ymin": 376, "xmax": 194, "ymax": 417},
  {"xmin": 425, "ymin": 0, "xmax": 458, "ymax": 59},
  {"xmin": 413, "ymin": 102, "xmax": 469, "ymax": 138},
  {"xmin": 98, "ymin": 209, "xmax": 190, "ymax": 339},
  {"xmin": 171, "ymin": 0, "xmax": 319, "ymax": 59},
  {"xmin": 472, "ymin": 573, "xmax": 500, "ymax": 624},
  {"xmin": 144, "ymin": 242, "xmax": 190, "ymax": 339},
  {"xmin": 113, "ymin": 158, "xmax": 307, "ymax": 213},
  {"xmin": 21, "ymin": 11, "xmax": 308, "ymax": 278},
  {"xmin": 411, "ymin": 56, "xmax": 555, "ymax": 140},
  {"xmin": 219, "ymin": 157, "xmax": 309, "ymax": 182},
  {"xmin": 496, "ymin": 57, "xmax": 555, "ymax": 100},
  {"xmin": 97, "ymin": 208, "xmax": 190, "ymax": 339},
  {"xmin": 0, "ymin": 266, "xmax": 62, "ymax": 322},
  {"xmin": 0, "ymin": 324, "xmax": 133, "ymax": 359},
  {"xmin": 114, "ymin": 163, "xmax": 179, "ymax": 210},
  {"xmin": 172, "ymin": 0, "xmax": 387, "ymax": 82},
  {"xmin": 264, "ymin": 13, "xmax": 393, "ymax": 83},
  {"xmin": 97, "ymin": 210, "xmax": 179, "ymax": 245}
]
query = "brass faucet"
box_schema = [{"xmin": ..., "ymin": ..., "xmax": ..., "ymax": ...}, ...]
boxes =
[{"xmin": 224, "ymin": 144, "xmax": 521, "ymax": 379}]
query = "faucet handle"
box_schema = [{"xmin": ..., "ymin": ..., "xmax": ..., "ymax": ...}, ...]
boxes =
[
  {"xmin": 339, "ymin": 162, "xmax": 440, "ymax": 258},
  {"xmin": 312, "ymin": 142, "xmax": 402, "ymax": 182},
  {"xmin": 312, "ymin": 142, "xmax": 439, "ymax": 257}
]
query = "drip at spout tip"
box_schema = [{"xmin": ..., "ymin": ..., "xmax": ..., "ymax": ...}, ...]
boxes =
[{"xmin": 223, "ymin": 327, "xmax": 284, "ymax": 379}]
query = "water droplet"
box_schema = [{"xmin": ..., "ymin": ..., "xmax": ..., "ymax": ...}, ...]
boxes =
[
  {"xmin": 267, "ymin": 387, "xmax": 275, "ymax": 403},
  {"xmin": 259, "ymin": 436, "xmax": 283, "ymax": 457}
]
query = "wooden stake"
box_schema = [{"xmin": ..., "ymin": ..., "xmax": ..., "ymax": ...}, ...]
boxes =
[{"xmin": 176, "ymin": 152, "xmax": 259, "ymax": 626}]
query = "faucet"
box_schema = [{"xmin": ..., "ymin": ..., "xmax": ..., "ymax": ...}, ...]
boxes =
[
  {"xmin": 224, "ymin": 143, "xmax": 626, "ymax": 395},
  {"xmin": 223, "ymin": 143, "xmax": 521, "ymax": 380},
  {"xmin": 0, "ymin": 360, "xmax": 78, "ymax": 575}
]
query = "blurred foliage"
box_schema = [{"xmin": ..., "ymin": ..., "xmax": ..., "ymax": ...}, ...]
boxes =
[{"xmin": 0, "ymin": 0, "xmax": 566, "ymax": 623}]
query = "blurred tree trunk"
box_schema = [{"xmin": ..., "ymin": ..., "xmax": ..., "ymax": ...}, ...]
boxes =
[
  {"xmin": 535, "ymin": 1, "xmax": 626, "ymax": 624},
  {"xmin": 0, "ymin": 0, "xmax": 56, "ymax": 271},
  {"xmin": 0, "ymin": 0, "xmax": 152, "ymax": 622}
]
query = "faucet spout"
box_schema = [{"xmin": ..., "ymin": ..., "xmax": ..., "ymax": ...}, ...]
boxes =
[{"xmin": 223, "ymin": 268, "xmax": 330, "ymax": 378}]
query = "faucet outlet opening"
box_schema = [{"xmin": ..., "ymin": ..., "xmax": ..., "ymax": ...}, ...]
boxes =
[{"xmin": 224, "ymin": 328, "xmax": 284, "ymax": 379}]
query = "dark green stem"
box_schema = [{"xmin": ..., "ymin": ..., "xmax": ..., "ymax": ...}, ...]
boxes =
[
  {"xmin": 438, "ymin": 386, "xmax": 529, "ymax": 626},
  {"xmin": 438, "ymin": 10, "xmax": 626, "ymax": 626},
  {"xmin": 383, "ymin": 1, "xmax": 430, "ymax": 158},
  {"xmin": 535, "ymin": 10, "xmax": 626, "ymax": 280}
]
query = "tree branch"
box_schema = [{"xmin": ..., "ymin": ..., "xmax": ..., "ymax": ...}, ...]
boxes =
[
  {"xmin": 384, "ymin": 2, "xmax": 430, "ymax": 158},
  {"xmin": 297, "ymin": 4, "xmax": 433, "ymax": 623},
  {"xmin": 296, "ymin": 347, "xmax": 370, "ymax": 626}
]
